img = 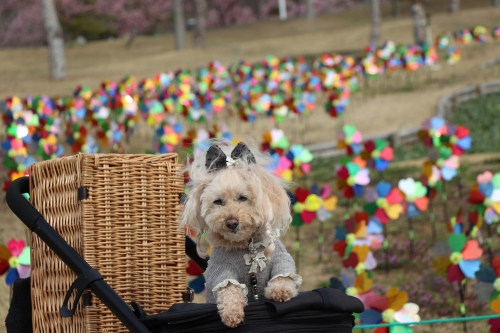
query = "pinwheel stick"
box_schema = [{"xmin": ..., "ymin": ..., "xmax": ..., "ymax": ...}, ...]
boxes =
[
  {"xmin": 487, "ymin": 224, "xmax": 494, "ymax": 266},
  {"xmin": 318, "ymin": 222, "xmax": 324, "ymax": 262},
  {"xmin": 456, "ymin": 171, "xmax": 463, "ymax": 199},
  {"xmin": 458, "ymin": 279, "xmax": 468, "ymax": 333},
  {"xmin": 408, "ymin": 217, "xmax": 415, "ymax": 256},
  {"xmin": 383, "ymin": 228, "xmax": 390, "ymax": 276},
  {"xmin": 295, "ymin": 226, "xmax": 300, "ymax": 273},
  {"xmin": 429, "ymin": 199, "xmax": 437, "ymax": 241},
  {"xmin": 442, "ymin": 181, "xmax": 449, "ymax": 222}
]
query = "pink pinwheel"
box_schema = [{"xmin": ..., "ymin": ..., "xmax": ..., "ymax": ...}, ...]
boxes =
[
  {"xmin": 288, "ymin": 144, "xmax": 314, "ymax": 177},
  {"xmin": 0, "ymin": 239, "xmax": 31, "ymax": 285},
  {"xmin": 336, "ymin": 158, "xmax": 371, "ymax": 198},
  {"xmin": 468, "ymin": 171, "xmax": 500, "ymax": 223},
  {"xmin": 338, "ymin": 125, "xmax": 363, "ymax": 156},
  {"xmin": 363, "ymin": 182, "xmax": 404, "ymax": 224}
]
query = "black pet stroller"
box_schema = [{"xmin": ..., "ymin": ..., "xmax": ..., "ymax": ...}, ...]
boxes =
[{"xmin": 5, "ymin": 174, "xmax": 363, "ymax": 333}]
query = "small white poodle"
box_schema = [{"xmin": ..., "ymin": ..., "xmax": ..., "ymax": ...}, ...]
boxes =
[{"xmin": 181, "ymin": 140, "xmax": 302, "ymax": 328}]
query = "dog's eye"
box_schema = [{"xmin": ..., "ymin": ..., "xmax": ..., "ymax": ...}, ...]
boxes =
[
  {"xmin": 213, "ymin": 199, "xmax": 224, "ymax": 206},
  {"xmin": 238, "ymin": 195, "xmax": 248, "ymax": 202}
]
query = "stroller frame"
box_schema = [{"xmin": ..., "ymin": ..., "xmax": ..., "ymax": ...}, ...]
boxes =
[{"xmin": 6, "ymin": 176, "xmax": 205, "ymax": 333}]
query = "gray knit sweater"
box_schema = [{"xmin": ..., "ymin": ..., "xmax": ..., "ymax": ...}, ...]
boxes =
[{"xmin": 205, "ymin": 238, "xmax": 302, "ymax": 304}]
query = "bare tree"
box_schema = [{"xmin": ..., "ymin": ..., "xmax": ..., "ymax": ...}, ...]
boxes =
[
  {"xmin": 448, "ymin": 0, "xmax": 459, "ymax": 13},
  {"xmin": 370, "ymin": 0, "xmax": 381, "ymax": 46},
  {"xmin": 306, "ymin": 0, "xmax": 315, "ymax": 19},
  {"xmin": 411, "ymin": 0, "xmax": 426, "ymax": 44},
  {"xmin": 194, "ymin": 0, "xmax": 207, "ymax": 48},
  {"xmin": 173, "ymin": 0, "xmax": 186, "ymax": 50},
  {"xmin": 42, "ymin": 0, "xmax": 66, "ymax": 79},
  {"xmin": 391, "ymin": 0, "xmax": 400, "ymax": 17}
]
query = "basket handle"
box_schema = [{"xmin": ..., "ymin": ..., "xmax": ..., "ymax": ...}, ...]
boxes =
[{"xmin": 6, "ymin": 177, "xmax": 150, "ymax": 333}]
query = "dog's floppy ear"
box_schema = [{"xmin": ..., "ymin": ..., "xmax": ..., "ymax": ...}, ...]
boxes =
[
  {"xmin": 180, "ymin": 182, "xmax": 209, "ymax": 257},
  {"xmin": 257, "ymin": 170, "xmax": 292, "ymax": 234}
]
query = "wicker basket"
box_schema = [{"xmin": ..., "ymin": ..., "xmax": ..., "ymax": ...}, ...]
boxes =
[{"xmin": 28, "ymin": 153, "xmax": 186, "ymax": 333}]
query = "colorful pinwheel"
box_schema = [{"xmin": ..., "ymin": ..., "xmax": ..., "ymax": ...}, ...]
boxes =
[
  {"xmin": 338, "ymin": 125, "xmax": 363, "ymax": 156},
  {"xmin": 472, "ymin": 25, "xmax": 488, "ymax": 43},
  {"xmin": 307, "ymin": 184, "xmax": 338, "ymax": 222},
  {"xmin": 435, "ymin": 147, "xmax": 460, "ymax": 181},
  {"xmin": 330, "ymin": 267, "xmax": 376, "ymax": 303},
  {"xmin": 153, "ymin": 118, "xmax": 183, "ymax": 153},
  {"xmin": 0, "ymin": 239, "xmax": 31, "ymax": 285},
  {"xmin": 292, "ymin": 185, "xmax": 336, "ymax": 223},
  {"xmin": 446, "ymin": 46, "xmax": 461, "ymax": 65},
  {"xmin": 468, "ymin": 171, "xmax": 500, "ymax": 222},
  {"xmin": 454, "ymin": 29, "xmax": 473, "ymax": 44},
  {"xmin": 330, "ymin": 268, "xmax": 375, "ymax": 302},
  {"xmin": 359, "ymin": 287, "xmax": 420, "ymax": 329},
  {"xmin": 334, "ymin": 215, "xmax": 378, "ymax": 272},
  {"xmin": 431, "ymin": 233, "xmax": 483, "ymax": 282},
  {"xmin": 287, "ymin": 144, "xmax": 314, "ymax": 177},
  {"xmin": 261, "ymin": 128, "xmax": 290, "ymax": 154},
  {"xmin": 361, "ymin": 139, "xmax": 394, "ymax": 171},
  {"xmin": 474, "ymin": 257, "xmax": 500, "ymax": 314},
  {"xmin": 398, "ymin": 178, "xmax": 429, "ymax": 218},
  {"xmin": 492, "ymin": 27, "xmax": 500, "ymax": 39},
  {"xmin": 336, "ymin": 159, "xmax": 370, "ymax": 198},
  {"xmin": 363, "ymin": 182, "xmax": 404, "ymax": 223},
  {"xmin": 443, "ymin": 124, "xmax": 472, "ymax": 156},
  {"xmin": 436, "ymin": 33, "xmax": 452, "ymax": 50},
  {"xmin": 418, "ymin": 117, "xmax": 448, "ymax": 148}
]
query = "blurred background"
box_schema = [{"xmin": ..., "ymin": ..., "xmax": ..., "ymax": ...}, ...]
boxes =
[{"xmin": 2, "ymin": 0, "xmax": 500, "ymax": 332}]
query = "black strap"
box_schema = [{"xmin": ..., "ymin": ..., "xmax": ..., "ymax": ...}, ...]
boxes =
[
  {"xmin": 314, "ymin": 287, "xmax": 334, "ymax": 311},
  {"xmin": 60, "ymin": 268, "xmax": 103, "ymax": 317}
]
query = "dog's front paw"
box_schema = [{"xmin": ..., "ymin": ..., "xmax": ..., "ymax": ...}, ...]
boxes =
[
  {"xmin": 216, "ymin": 283, "xmax": 248, "ymax": 328},
  {"xmin": 219, "ymin": 304, "xmax": 245, "ymax": 328},
  {"xmin": 265, "ymin": 276, "xmax": 298, "ymax": 302}
]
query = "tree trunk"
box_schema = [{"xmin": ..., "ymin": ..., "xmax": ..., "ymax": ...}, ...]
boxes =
[
  {"xmin": 448, "ymin": 0, "xmax": 459, "ymax": 13},
  {"xmin": 173, "ymin": 0, "xmax": 185, "ymax": 50},
  {"xmin": 306, "ymin": 0, "xmax": 315, "ymax": 19},
  {"xmin": 493, "ymin": 0, "xmax": 500, "ymax": 7},
  {"xmin": 42, "ymin": 0, "xmax": 66, "ymax": 80},
  {"xmin": 370, "ymin": 0, "xmax": 381, "ymax": 46},
  {"xmin": 391, "ymin": 0, "xmax": 400, "ymax": 17},
  {"xmin": 411, "ymin": 1, "xmax": 426, "ymax": 44},
  {"xmin": 279, "ymin": 0, "xmax": 287, "ymax": 20},
  {"xmin": 194, "ymin": 0, "xmax": 207, "ymax": 48}
]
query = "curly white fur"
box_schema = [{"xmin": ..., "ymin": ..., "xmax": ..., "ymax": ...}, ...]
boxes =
[
  {"xmin": 179, "ymin": 138, "xmax": 298, "ymax": 328},
  {"xmin": 180, "ymin": 138, "xmax": 292, "ymax": 257}
]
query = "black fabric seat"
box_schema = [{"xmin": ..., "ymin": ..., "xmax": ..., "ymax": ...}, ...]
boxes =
[
  {"xmin": 6, "ymin": 278, "xmax": 363, "ymax": 333},
  {"xmin": 138, "ymin": 287, "xmax": 364, "ymax": 333}
]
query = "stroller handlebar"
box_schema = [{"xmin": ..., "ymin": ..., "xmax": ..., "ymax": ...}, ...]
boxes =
[
  {"xmin": 6, "ymin": 176, "xmax": 41, "ymax": 231},
  {"xmin": 6, "ymin": 177, "xmax": 150, "ymax": 333}
]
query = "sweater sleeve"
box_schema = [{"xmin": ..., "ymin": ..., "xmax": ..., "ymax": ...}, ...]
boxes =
[
  {"xmin": 205, "ymin": 253, "xmax": 248, "ymax": 304},
  {"xmin": 269, "ymin": 239, "xmax": 302, "ymax": 288}
]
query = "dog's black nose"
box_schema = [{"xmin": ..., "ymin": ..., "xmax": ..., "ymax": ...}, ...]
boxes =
[{"xmin": 225, "ymin": 218, "xmax": 239, "ymax": 230}]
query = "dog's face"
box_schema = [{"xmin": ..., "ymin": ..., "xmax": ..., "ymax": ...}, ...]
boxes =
[
  {"xmin": 180, "ymin": 141, "xmax": 293, "ymax": 253},
  {"xmin": 200, "ymin": 169, "xmax": 264, "ymax": 244}
]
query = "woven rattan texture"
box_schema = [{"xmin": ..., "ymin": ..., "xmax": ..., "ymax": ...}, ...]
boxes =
[{"xmin": 29, "ymin": 153, "xmax": 185, "ymax": 333}]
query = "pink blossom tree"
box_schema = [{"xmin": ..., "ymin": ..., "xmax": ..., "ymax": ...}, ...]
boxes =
[{"xmin": 0, "ymin": 0, "xmax": 361, "ymax": 47}]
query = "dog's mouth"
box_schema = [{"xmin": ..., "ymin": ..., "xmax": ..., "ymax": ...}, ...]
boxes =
[{"xmin": 226, "ymin": 226, "xmax": 239, "ymax": 234}]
